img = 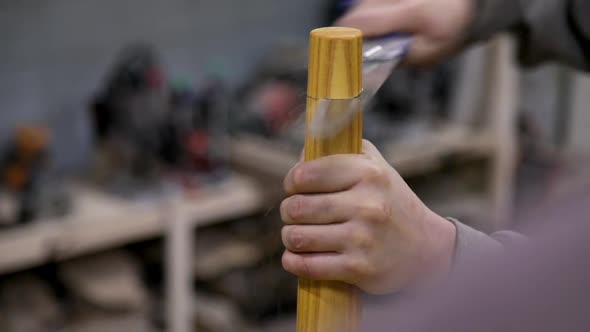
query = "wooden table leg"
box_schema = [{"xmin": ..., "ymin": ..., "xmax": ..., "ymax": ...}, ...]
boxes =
[{"xmin": 166, "ymin": 201, "xmax": 193, "ymax": 332}]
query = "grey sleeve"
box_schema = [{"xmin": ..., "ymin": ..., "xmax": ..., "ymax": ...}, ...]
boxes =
[
  {"xmin": 448, "ymin": 218, "xmax": 526, "ymax": 268},
  {"xmin": 466, "ymin": 0, "xmax": 590, "ymax": 71}
]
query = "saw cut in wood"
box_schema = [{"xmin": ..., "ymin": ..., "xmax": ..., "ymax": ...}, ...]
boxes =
[{"xmin": 306, "ymin": 34, "xmax": 411, "ymax": 139}]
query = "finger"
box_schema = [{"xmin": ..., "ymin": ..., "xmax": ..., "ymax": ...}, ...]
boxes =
[
  {"xmin": 281, "ymin": 224, "xmax": 349, "ymax": 253},
  {"xmin": 283, "ymin": 154, "xmax": 371, "ymax": 195},
  {"xmin": 282, "ymin": 250, "xmax": 360, "ymax": 283},
  {"xmin": 280, "ymin": 192, "xmax": 357, "ymax": 225},
  {"xmin": 335, "ymin": 2, "xmax": 422, "ymax": 37}
]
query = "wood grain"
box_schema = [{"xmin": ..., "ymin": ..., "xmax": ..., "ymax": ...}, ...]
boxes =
[{"xmin": 297, "ymin": 27, "xmax": 363, "ymax": 332}]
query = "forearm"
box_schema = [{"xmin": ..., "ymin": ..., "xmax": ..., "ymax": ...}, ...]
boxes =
[{"xmin": 466, "ymin": 0, "xmax": 590, "ymax": 71}]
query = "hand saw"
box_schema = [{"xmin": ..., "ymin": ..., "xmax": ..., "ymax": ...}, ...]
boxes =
[{"xmin": 307, "ymin": 34, "xmax": 412, "ymax": 138}]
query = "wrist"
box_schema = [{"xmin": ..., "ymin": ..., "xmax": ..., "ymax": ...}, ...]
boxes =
[{"xmin": 419, "ymin": 209, "xmax": 457, "ymax": 286}]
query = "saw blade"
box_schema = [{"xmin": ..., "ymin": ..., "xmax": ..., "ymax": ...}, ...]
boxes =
[{"xmin": 308, "ymin": 34, "xmax": 412, "ymax": 138}]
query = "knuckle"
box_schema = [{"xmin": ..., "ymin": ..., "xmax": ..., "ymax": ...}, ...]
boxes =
[
  {"xmin": 279, "ymin": 199, "xmax": 290, "ymax": 222},
  {"xmin": 287, "ymin": 195, "xmax": 306, "ymax": 221},
  {"xmin": 350, "ymin": 228, "xmax": 372, "ymax": 251},
  {"xmin": 281, "ymin": 251, "xmax": 295, "ymax": 273},
  {"xmin": 344, "ymin": 257, "xmax": 368, "ymax": 280},
  {"xmin": 283, "ymin": 166, "xmax": 296, "ymax": 194},
  {"xmin": 358, "ymin": 201, "xmax": 386, "ymax": 222},
  {"xmin": 283, "ymin": 251, "xmax": 314, "ymax": 278},
  {"xmin": 298, "ymin": 255, "xmax": 314, "ymax": 278},
  {"xmin": 292, "ymin": 164, "xmax": 311, "ymax": 189},
  {"xmin": 281, "ymin": 226, "xmax": 288, "ymax": 246},
  {"xmin": 284, "ymin": 226, "xmax": 305, "ymax": 251},
  {"xmin": 363, "ymin": 163, "xmax": 386, "ymax": 183}
]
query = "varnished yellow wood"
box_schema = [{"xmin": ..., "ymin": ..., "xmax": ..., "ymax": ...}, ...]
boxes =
[
  {"xmin": 307, "ymin": 27, "xmax": 363, "ymax": 100},
  {"xmin": 297, "ymin": 27, "xmax": 363, "ymax": 332}
]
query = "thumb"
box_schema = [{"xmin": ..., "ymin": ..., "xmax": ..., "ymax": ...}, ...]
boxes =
[
  {"xmin": 335, "ymin": 2, "xmax": 422, "ymax": 37},
  {"xmin": 361, "ymin": 139, "xmax": 386, "ymax": 160}
]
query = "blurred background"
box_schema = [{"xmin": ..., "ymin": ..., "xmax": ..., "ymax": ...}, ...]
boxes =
[{"xmin": 0, "ymin": 0, "xmax": 589, "ymax": 331}]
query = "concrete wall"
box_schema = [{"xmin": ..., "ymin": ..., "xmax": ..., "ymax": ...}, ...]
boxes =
[{"xmin": 0, "ymin": 0, "xmax": 333, "ymax": 169}]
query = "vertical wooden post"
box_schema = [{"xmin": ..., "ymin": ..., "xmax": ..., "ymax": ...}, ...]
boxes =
[
  {"xmin": 166, "ymin": 200, "xmax": 193, "ymax": 332},
  {"xmin": 483, "ymin": 36, "xmax": 518, "ymax": 231},
  {"xmin": 297, "ymin": 27, "xmax": 363, "ymax": 332}
]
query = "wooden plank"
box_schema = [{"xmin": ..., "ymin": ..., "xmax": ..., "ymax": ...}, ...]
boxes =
[
  {"xmin": 382, "ymin": 126, "xmax": 495, "ymax": 177},
  {"xmin": 231, "ymin": 126, "xmax": 495, "ymax": 180},
  {"xmin": 53, "ymin": 187, "xmax": 165, "ymax": 260},
  {"xmin": 483, "ymin": 36, "xmax": 519, "ymax": 230},
  {"xmin": 167, "ymin": 198, "xmax": 193, "ymax": 332},
  {"xmin": 0, "ymin": 174, "xmax": 266, "ymax": 275},
  {"xmin": 0, "ymin": 222, "xmax": 62, "ymax": 274},
  {"xmin": 166, "ymin": 175, "xmax": 265, "ymax": 332},
  {"xmin": 230, "ymin": 135, "xmax": 299, "ymax": 178},
  {"xmin": 179, "ymin": 175, "xmax": 266, "ymax": 227}
]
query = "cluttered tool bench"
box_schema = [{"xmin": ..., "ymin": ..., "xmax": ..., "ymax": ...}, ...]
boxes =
[{"xmin": 0, "ymin": 1, "xmax": 535, "ymax": 331}]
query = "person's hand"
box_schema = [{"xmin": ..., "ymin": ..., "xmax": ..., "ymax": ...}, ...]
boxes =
[
  {"xmin": 336, "ymin": 0, "xmax": 474, "ymax": 66},
  {"xmin": 280, "ymin": 140, "xmax": 456, "ymax": 294}
]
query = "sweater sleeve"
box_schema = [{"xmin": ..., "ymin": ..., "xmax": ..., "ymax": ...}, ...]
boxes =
[
  {"xmin": 466, "ymin": 0, "xmax": 590, "ymax": 71},
  {"xmin": 447, "ymin": 218, "xmax": 527, "ymax": 268}
]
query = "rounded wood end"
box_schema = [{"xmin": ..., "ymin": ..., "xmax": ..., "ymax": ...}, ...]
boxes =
[
  {"xmin": 307, "ymin": 27, "xmax": 363, "ymax": 99},
  {"xmin": 310, "ymin": 27, "xmax": 363, "ymax": 40}
]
